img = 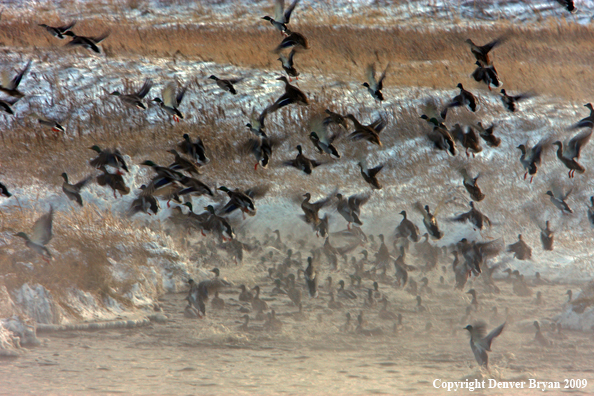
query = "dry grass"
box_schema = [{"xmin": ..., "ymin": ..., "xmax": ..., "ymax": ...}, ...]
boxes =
[
  {"xmin": 2, "ymin": 18, "xmax": 594, "ymax": 99},
  {"xmin": 0, "ymin": 204, "xmax": 172, "ymax": 317}
]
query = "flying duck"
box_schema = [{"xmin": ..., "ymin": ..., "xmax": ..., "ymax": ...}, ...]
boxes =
[
  {"xmin": 0, "ymin": 60, "xmax": 31, "ymax": 98},
  {"xmin": 475, "ymin": 122, "xmax": 500, "ymax": 147},
  {"xmin": 358, "ymin": 160, "xmax": 384, "ymax": 189},
  {"xmin": 32, "ymin": 113, "xmax": 65, "ymax": 133},
  {"xmin": 517, "ymin": 141, "xmax": 544, "ymax": 183},
  {"xmin": 262, "ymin": 0, "xmax": 300, "ymax": 34},
  {"xmin": 110, "ymin": 78, "xmax": 153, "ymax": 110},
  {"xmin": 15, "ymin": 206, "xmax": 54, "ymax": 261},
  {"xmin": 167, "ymin": 149, "xmax": 202, "ymax": 176},
  {"xmin": 450, "ymin": 201, "xmax": 491, "ymax": 230},
  {"xmin": 64, "ymin": 30, "xmax": 110, "ymax": 53},
  {"xmin": 415, "ymin": 202, "xmax": 443, "ymax": 240},
  {"xmin": 278, "ymin": 49, "xmax": 299, "ymax": 80},
  {"xmin": 553, "ymin": 129, "xmax": 592, "ymax": 178},
  {"xmin": 464, "ymin": 321, "xmax": 505, "ymax": 369},
  {"xmin": 246, "ymin": 136, "xmax": 277, "ymax": 169},
  {"xmin": 89, "ymin": 145, "xmax": 129, "ymax": 173},
  {"xmin": 336, "ymin": 193, "xmax": 370, "ymax": 230},
  {"xmin": 362, "ymin": 62, "xmax": 389, "ymax": 102},
  {"xmin": 572, "ymin": 103, "xmax": 594, "ymax": 129},
  {"xmin": 459, "ymin": 168, "xmax": 485, "ymax": 202},
  {"xmin": 471, "ymin": 61, "xmax": 501, "ymax": 90},
  {"xmin": 267, "ymin": 76, "xmax": 309, "ymax": 112},
  {"xmin": 507, "ymin": 234, "xmax": 532, "ymax": 260},
  {"xmin": 500, "ymin": 89, "xmax": 533, "ymax": 112},
  {"xmin": 346, "ymin": 114, "xmax": 386, "ymax": 146},
  {"xmin": 545, "ymin": 188, "xmax": 573, "ymax": 214},
  {"xmin": 178, "ymin": 134, "xmax": 209, "ymax": 164},
  {"xmin": 272, "ymin": 31, "xmax": 309, "ymax": 53},
  {"xmin": 452, "ymin": 124, "xmax": 482, "ymax": 157},
  {"xmin": 246, "ymin": 107, "xmax": 269, "ymax": 138},
  {"xmin": 61, "ymin": 173, "xmax": 91, "ymax": 206},
  {"xmin": 420, "ymin": 115, "xmax": 457, "ymax": 156},
  {"xmin": 209, "ymin": 75, "xmax": 239, "ymax": 95},
  {"xmin": 283, "ymin": 145, "xmax": 321, "ymax": 174},
  {"xmin": 465, "ymin": 37, "xmax": 505, "ymax": 65},
  {"xmin": 128, "ymin": 185, "xmax": 160, "ymax": 217},
  {"xmin": 97, "ymin": 166, "xmax": 130, "ymax": 198},
  {"xmin": 38, "ymin": 20, "xmax": 76, "ymax": 39},
  {"xmin": 219, "ymin": 185, "xmax": 268, "ymax": 218},
  {"xmin": 442, "ymin": 83, "xmax": 478, "ymax": 118},
  {"xmin": 309, "ymin": 116, "xmax": 341, "ymax": 158},
  {"xmin": 324, "ymin": 109, "xmax": 348, "ymax": 129},
  {"xmin": 153, "ymin": 82, "xmax": 187, "ymax": 122}
]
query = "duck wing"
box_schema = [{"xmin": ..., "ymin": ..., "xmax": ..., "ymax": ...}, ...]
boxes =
[
  {"xmin": 135, "ymin": 78, "xmax": 153, "ymax": 99},
  {"xmin": 566, "ymin": 129, "xmax": 592, "ymax": 159}
]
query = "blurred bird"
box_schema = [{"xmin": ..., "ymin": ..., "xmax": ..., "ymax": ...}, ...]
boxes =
[
  {"xmin": 475, "ymin": 122, "xmax": 501, "ymax": 147},
  {"xmin": 464, "ymin": 321, "xmax": 505, "ymax": 369},
  {"xmin": 267, "ymin": 76, "xmax": 309, "ymax": 112},
  {"xmin": 471, "ymin": 61, "xmax": 501, "ymax": 90},
  {"xmin": 0, "ymin": 60, "xmax": 31, "ymax": 98},
  {"xmin": 97, "ymin": 166, "xmax": 130, "ymax": 198},
  {"xmin": 61, "ymin": 173, "xmax": 91, "ymax": 206},
  {"xmin": 64, "ymin": 30, "xmax": 110, "ymax": 53},
  {"xmin": 209, "ymin": 75, "xmax": 240, "ymax": 95},
  {"xmin": 0, "ymin": 182, "xmax": 12, "ymax": 198},
  {"xmin": 110, "ymin": 78, "xmax": 153, "ymax": 109},
  {"xmin": 178, "ymin": 134, "xmax": 209, "ymax": 164},
  {"xmin": 500, "ymin": 89, "xmax": 534, "ymax": 112},
  {"xmin": 153, "ymin": 82, "xmax": 187, "ymax": 122},
  {"xmin": 540, "ymin": 220, "xmax": 554, "ymax": 251},
  {"xmin": 553, "ymin": 129, "xmax": 592, "ymax": 178},
  {"xmin": 304, "ymin": 257, "xmax": 319, "ymax": 298},
  {"xmin": 507, "ymin": 234, "xmax": 532, "ymax": 260},
  {"xmin": 442, "ymin": 83, "xmax": 477, "ymax": 118},
  {"xmin": 517, "ymin": 140, "xmax": 545, "ymax": 183},
  {"xmin": 358, "ymin": 160, "xmax": 384, "ymax": 189},
  {"xmin": 15, "ymin": 206, "xmax": 54, "ymax": 261},
  {"xmin": 571, "ymin": 103, "xmax": 594, "ymax": 129},
  {"xmin": 262, "ymin": 0, "xmax": 300, "ymax": 34},
  {"xmin": 346, "ymin": 114, "xmax": 386, "ymax": 146},
  {"xmin": 309, "ymin": 116, "xmax": 341, "ymax": 158},
  {"xmin": 278, "ymin": 49, "xmax": 299, "ymax": 80},
  {"xmin": 450, "ymin": 202, "xmax": 491, "ymax": 231},
  {"xmin": 284, "ymin": 145, "xmax": 322, "ymax": 174},
  {"xmin": 38, "ymin": 20, "xmax": 76, "ymax": 39},
  {"xmin": 246, "ymin": 107, "xmax": 269, "ymax": 138},
  {"xmin": 89, "ymin": 145, "xmax": 129, "ymax": 173},
  {"xmin": 415, "ymin": 202, "xmax": 444, "ymax": 240},
  {"xmin": 272, "ymin": 31, "xmax": 309, "ymax": 53},
  {"xmin": 545, "ymin": 188, "xmax": 573, "ymax": 214},
  {"xmin": 556, "ymin": 0, "xmax": 576, "ymax": 13},
  {"xmin": 362, "ymin": 62, "xmax": 389, "ymax": 101},
  {"xmin": 395, "ymin": 210, "xmax": 420, "ymax": 242},
  {"xmin": 460, "ymin": 168, "xmax": 485, "ymax": 202},
  {"xmin": 465, "ymin": 37, "xmax": 505, "ymax": 65}
]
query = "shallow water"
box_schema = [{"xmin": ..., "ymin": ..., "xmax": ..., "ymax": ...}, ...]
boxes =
[{"xmin": 1, "ymin": 277, "xmax": 593, "ymax": 395}]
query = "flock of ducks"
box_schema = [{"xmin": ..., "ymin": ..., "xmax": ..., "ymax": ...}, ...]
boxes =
[{"xmin": 0, "ymin": 0, "xmax": 588, "ymax": 372}]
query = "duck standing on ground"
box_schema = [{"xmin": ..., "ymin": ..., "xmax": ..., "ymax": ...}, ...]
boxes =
[
  {"xmin": 540, "ymin": 220, "xmax": 554, "ymax": 251},
  {"xmin": 572, "ymin": 103, "xmax": 594, "ymax": 129},
  {"xmin": 476, "ymin": 122, "xmax": 501, "ymax": 147},
  {"xmin": 305, "ymin": 257, "xmax": 319, "ymax": 298},
  {"xmin": 460, "ymin": 168, "xmax": 485, "ymax": 202}
]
